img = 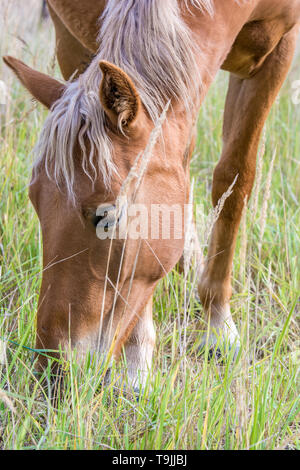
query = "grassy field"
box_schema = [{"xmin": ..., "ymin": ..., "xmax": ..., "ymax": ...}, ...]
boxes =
[{"xmin": 0, "ymin": 0, "xmax": 299, "ymax": 450}]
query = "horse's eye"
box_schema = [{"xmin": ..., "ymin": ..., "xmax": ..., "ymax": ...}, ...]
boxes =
[
  {"xmin": 93, "ymin": 204, "xmax": 117, "ymax": 233},
  {"xmin": 92, "ymin": 214, "xmax": 104, "ymax": 227}
]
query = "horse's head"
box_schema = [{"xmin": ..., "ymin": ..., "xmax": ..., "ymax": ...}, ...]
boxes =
[{"xmin": 4, "ymin": 56, "xmax": 189, "ymax": 375}]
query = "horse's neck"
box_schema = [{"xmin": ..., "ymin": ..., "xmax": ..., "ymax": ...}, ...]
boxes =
[
  {"xmin": 181, "ymin": 0, "xmax": 257, "ymax": 109},
  {"xmin": 164, "ymin": 1, "xmax": 257, "ymax": 161}
]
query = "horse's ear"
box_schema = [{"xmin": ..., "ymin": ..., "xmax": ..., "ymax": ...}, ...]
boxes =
[
  {"xmin": 3, "ymin": 56, "xmax": 65, "ymax": 109},
  {"xmin": 99, "ymin": 61, "xmax": 141, "ymax": 132}
]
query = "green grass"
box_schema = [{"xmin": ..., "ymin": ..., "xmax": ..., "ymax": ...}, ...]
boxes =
[{"xmin": 0, "ymin": 1, "xmax": 299, "ymax": 450}]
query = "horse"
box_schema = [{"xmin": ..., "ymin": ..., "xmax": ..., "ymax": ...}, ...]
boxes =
[{"xmin": 3, "ymin": 0, "xmax": 300, "ymax": 388}]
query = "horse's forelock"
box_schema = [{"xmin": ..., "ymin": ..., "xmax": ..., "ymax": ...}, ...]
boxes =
[{"xmin": 34, "ymin": 0, "xmax": 214, "ymax": 202}]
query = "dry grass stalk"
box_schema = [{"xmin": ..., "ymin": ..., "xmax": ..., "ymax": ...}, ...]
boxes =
[
  {"xmin": 116, "ymin": 100, "xmax": 171, "ymax": 213},
  {"xmin": 204, "ymin": 174, "xmax": 239, "ymax": 245},
  {"xmin": 251, "ymin": 127, "xmax": 266, "ymax": 223},
  {"xmin": 0, "ymin": 389, "xmax": 16, "ymax": 414}
]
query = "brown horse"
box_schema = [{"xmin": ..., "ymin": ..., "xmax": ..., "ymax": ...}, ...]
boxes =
[{"xmin": 3, "ymin": 0, "xmax": 300, "ymax": 388}]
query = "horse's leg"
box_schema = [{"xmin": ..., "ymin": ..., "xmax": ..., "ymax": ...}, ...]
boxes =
[
  {"xmin": 47, "ymin": 0, "xmax": 104, "ymax": 52},
  {"xmin": 198, "ymin": 27, "xmax": 298, "ymax": 356},
  {"xmin": 123, "ymin": 296, "xmax": 155, "ymax": 390},
  {"xmin": 47, "ymin": 2, "xmax": 94, "ymax": 80}
]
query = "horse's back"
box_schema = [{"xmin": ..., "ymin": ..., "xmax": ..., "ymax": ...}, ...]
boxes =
[{"xmin": 48, "ymin": 0, "xmax": 300, "ymax": 81}]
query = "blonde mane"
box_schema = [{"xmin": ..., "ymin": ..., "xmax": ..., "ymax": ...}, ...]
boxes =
[{"xmin": 34, "ymin": 0, "xmax": 214, "ymax": 201}]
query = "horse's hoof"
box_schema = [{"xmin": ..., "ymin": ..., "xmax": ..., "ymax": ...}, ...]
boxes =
[
  {"xmin": 133, "ymin": 387, "xmax": 141, "ymax": 402},
  {"xmin": 207, "ymin": 344, "xmax": 240, "ymax": 364}
]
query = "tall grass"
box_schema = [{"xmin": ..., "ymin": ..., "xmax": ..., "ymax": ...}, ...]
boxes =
[{"xmin": 0, "ymin": 0, "xmax": 299, "ymax": 450}]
